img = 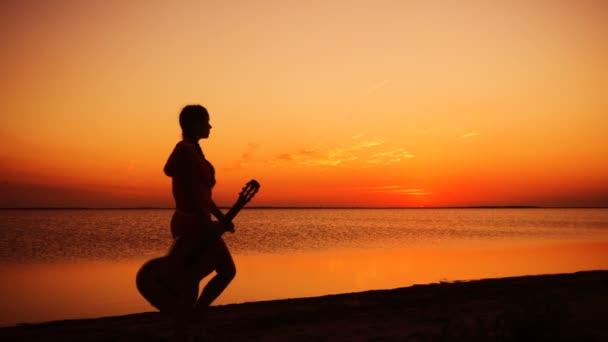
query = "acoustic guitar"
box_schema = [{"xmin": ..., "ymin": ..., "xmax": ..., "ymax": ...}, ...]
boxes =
[{"xmin": 136, "ymin": 179, "xmax": 260, "ymax": 315}]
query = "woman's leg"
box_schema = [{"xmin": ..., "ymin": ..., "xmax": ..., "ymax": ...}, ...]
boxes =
[{"xmin": 194, "ymin": 238, "xmax": 236, "ymax": 312}]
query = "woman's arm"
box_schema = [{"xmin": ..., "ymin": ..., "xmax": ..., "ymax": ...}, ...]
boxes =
[{"xmin": 210, "ymin": 200, "xmax": 235, "ymax": 233}]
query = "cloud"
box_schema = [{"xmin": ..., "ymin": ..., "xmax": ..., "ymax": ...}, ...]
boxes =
[
  {"xmin": 356, "ymin": 185, "xmax": 431, "ymax": 196},
  {"xmin": 226, "ymin": 134, "xmax": 415, "ymax": 171},
  {"xmin": 275, "ymin": 149, "xmax": 319, "ymax": 165},
  {"xmin": 459, "ymin": 132, "xmax": 479, "ymax": 138},
  {"xmin": 371, "ymin": 148, "xmax": 414, "ymax": 159},
  {"xmin": 223, "ymin": 142, "xmax": 260, "ymax": 170},
  {"xmin": 264, "ymin": 134, "xmax": 413, "ymax": 169},
  {"xmin": 367, "ymin": 79, "xmax": 390, "ymax": 95},
  {"xmin": 241, "ymin": 142, "xmax": 259, "ymax": 159},
  {"xmin": 276, "ymin": 148, "xmax": 315, "ymax": 161},
  {"xmin": 356, "ymin": 185, "xmax": 402, "ymax": 190},
  {"xmin": 419, "ymin": 131, "xmax": 429, "ymax": 136}
]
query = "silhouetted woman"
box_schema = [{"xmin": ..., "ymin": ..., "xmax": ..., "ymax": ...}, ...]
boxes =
[{"xmin": 163, "ymin": 104, "xmax": 236, "ymax": 338}]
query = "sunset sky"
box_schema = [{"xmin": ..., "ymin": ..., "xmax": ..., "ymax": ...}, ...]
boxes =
[{"xmin": 1, "ymin": 0, "xmax": 607, "ymax": 208}]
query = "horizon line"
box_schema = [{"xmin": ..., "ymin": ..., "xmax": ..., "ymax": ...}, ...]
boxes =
[{"xmin": 1, "ymin": 205, "xmax": 607, "ymax": 210}]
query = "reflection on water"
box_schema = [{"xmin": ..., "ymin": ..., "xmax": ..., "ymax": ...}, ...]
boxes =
[
  {"xmin": 1, "ymin": 209, "xmax": 608, "ymax": 326},
  {"xmin": 2, "ymin": 209, "xmax": 608, "ymax": 262},
  {"xmin": 1, "ymin": 240, "xmax": 608, "ymax": 326}
]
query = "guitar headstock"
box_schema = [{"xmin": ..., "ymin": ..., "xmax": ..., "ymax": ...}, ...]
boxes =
[
  {"xmin": 237, "ymin": 179, "xmax": 260, "ymax": 205},
  {"xmin": 224, "ymin": 179, "xmax": 261, "ymax": 223}
]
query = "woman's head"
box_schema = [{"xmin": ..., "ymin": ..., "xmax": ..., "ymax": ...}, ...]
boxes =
[{"xmin": 179, "ymin": 105, "xmax": 211, "ymax": 141}]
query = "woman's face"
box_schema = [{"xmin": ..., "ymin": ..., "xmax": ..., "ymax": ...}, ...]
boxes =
[{"xmin": 196, "ymin": 116, "xmax": 212, "ymax": 139}]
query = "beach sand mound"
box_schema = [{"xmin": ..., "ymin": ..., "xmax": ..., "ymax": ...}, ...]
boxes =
[{"xmin": 1, "ymin": 271, "xmax": 607, "ymax": 341}]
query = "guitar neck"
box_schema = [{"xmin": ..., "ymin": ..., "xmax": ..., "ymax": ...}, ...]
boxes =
[{"xmin": 224, "ymin": 202, "xmax": 244, "ymax": 223}]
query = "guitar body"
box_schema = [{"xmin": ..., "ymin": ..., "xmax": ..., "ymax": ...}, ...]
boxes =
[
  {"xmin": 136, "ymin": 180, "xmax": 260, "ymax": 314},
  {"xmin": 136, "ymin": 234, "xmax": 211, "ymax": 315},
  {"xmin": 136, "ymin": 256, "xmax": 199, "ymax": 315}
]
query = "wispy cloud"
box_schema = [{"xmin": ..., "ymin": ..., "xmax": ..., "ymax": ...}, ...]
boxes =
[
  {"xmin": 460, "ymin": 132, "xmax": 479, "ymax": 138},
  {"xmin": 276, "ymin": 148, "xmax": 315, "ymax": 161},
  {"xmin": 356, "ymin": 185, "xmax": 431, "ymax": 196},
  {"xmin": 262, "ymin": 134, "xmax": 414, "ymax": 169},
  {"xmin": 223, "ymin": 142, "xmax": 259, "ymax": 170},
  {"xmin": 399, "ymin": 191, "xmax": 432, "ymax": 195},
  {"xmin": 371, "ymin": 148, "xmax": 414, "ymax": 160},
  {"xmin": 419, "ymin": 131, "xmax": 429, "ymax": 136},
  {"xmin": 367, "ymin": 79, "xmax": 390, "ymax": 95},
  {"xmin": 241, "ymin": 142, "xmax": 259, "ymax": 159},
  {"xmin": 360, "ymin": 149, "xmax": 414, "ymax": 167},
  {"xmin": 356, "ymin": 185, "xmax": 403, "ymax": 190}
]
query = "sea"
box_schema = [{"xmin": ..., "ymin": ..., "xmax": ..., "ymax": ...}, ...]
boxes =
[{"xmin": 1, "ymin": 208, "xmax": 607, "ymax": 326}]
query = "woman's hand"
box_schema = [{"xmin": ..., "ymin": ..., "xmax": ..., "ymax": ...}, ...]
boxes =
[
  {"xmin": 209, "ymin": 220, "xmax": 235, "ymax": 235},
  {"xmin": 222, "ymin": 220, "xmax": 235, "ymax": 233}
]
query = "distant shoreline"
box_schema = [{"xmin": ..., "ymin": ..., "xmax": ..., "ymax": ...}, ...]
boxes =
[{"xmin": 1, "ymin": 206, "xmax": 608, "ymax": 210}]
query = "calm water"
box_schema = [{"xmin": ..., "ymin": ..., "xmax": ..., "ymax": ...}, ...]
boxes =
[{"xmin": 1, "ymin": 208, "xmax": 608, "ymax": 326}]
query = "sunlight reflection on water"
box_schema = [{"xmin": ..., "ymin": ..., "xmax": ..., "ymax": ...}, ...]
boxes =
[{"xmin": 1, "ymin": 209, "xmax": 607, "ymax": 262}]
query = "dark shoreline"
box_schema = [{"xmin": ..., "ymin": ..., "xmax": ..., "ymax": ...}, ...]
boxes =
[{"xmin": 2, "ymin": 270, "xmax": 607, "ymax": 341}]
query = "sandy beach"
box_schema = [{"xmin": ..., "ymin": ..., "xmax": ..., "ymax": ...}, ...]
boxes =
[{"xmin": 1, "ymin": 270, "xmax": 607, "ymax": 341}]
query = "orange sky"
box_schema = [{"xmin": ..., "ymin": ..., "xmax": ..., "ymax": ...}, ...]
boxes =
[{"xmin": 1, "ymin": 0, "xmax": 607, "ymax": 208}]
